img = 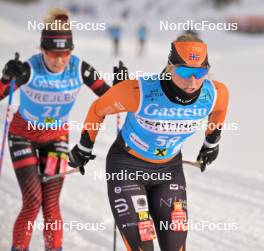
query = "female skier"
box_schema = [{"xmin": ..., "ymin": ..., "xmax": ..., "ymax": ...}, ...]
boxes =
[
  {"xmin": 0, "ymin": 8, "xmax": 109, "ymax": 251},
  {"xmin": 68, "ymin": 34, "xmax": 229, "ymax": 251}
]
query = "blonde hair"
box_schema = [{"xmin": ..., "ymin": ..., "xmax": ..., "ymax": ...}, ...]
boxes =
[{"xmin": 175, "ymin": 33, "xmax": 203, "ymax": 43}]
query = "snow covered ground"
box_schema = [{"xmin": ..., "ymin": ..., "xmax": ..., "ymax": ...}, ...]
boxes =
[{"xmin": 0, "ymin": 0, "xmax": 264, "ymax": 250}]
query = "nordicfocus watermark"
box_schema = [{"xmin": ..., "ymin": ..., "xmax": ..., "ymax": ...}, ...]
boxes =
[
  {"xmin": 154, "ymin": 120, "xmax": 238, "ymax": 133},
  {"xmin": 27, "ymin": 20, "xmax": 106, "ymax": 31},
  {"xmin": 95, "ymin": 71, "xmax": 172, "ymax": 82},
  {"xmin": 160, "ymin": 20, "xmax": 238, "ymax": 31},
  {"xmin": 28, "ymin": 220, "xmax": 106, "ymax": 232},
  {"xmin": 160, "ymin": 220, "xmax": 239, "ymax": 232},
  {"xmin": 27, "ymin": 121, "xmax": 105, "ymax": 131},
  {"xmin": 94, "ymin": 170, "xmax": 172, "ymax": 182}
]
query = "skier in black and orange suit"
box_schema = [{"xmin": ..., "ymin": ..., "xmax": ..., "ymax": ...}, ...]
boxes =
[
  {"xmin": 69, "ymin": 34, "xmax": 229, "ymax": 251},
  {"xmin": 0, "ymin": 8, "xmax": 110, "ymax": 251}
]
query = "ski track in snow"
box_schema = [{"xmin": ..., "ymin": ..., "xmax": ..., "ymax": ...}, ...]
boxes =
[{"xmin": 1, "ymin": 1, "xmax": 264, "ymax": 251}]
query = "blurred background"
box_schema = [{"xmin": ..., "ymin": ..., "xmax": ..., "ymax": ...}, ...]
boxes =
[{"xmin": 0, "ymin": 0, "xmax": 263, "ymax": 251}]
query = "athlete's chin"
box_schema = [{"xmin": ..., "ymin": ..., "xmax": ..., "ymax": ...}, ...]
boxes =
[
  {"xmin": 51, "ymin": 65, "xmax": 65, "ymax": 73},
  {"xmin": 183, "ymin": 88, "xmax": 196, "ymax": 93}
]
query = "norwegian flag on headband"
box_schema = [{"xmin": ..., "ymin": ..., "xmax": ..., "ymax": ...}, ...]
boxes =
[{"xmin": 189, "ymin": 53, "xmax": 200, "ymax": 61}]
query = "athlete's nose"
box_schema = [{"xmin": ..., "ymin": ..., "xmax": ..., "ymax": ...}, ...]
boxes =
[
  {"xmin": 55, "ymin": 57, "xmax": 63, "ymax": 64},
  {"xmin": 187, "ymin": 76, "xmax": 196, "ymax": 87}
]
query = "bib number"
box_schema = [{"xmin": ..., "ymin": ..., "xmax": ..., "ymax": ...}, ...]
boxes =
[
  {"xmin": 42, "ymin": 106, "xmax": 62, "ymax": 118},
  {"xmin": 155, "ymin": 136, "xmax": 180, "ymax": 148}
]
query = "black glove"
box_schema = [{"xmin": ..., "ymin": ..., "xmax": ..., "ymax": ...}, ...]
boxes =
[
  {"xmin": 2, "ymin": 52, "xmax": 27, "ymax": 84},
  {"xmin": 113, "ymin": 60, "xmax": 129, "ymax": 85},
  {"xmin": 68, "ymin": 144, "xmax": 96, "ymax": 175},
  {"xmin": 197, "ymin": 144, "xmax": 219, "ymax": 172}
]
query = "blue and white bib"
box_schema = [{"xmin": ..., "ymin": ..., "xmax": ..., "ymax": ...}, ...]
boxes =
[
  {"xmin": 121, "ymin": 76, "xmax": 217, "ymax": 160},
  {"xmin": 19, "ymin": 53, "xmax": 82, "ymax": 126}
]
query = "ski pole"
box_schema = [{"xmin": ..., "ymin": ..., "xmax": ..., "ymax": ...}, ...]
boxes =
[
  {"xmin": 182, "ymin": 160, "xmax": 205, "ymax": 172},
  {"xmin": 0, "ymin": 52, "xmax": 19, "ymax": 176},
  {"xmin": 41, "ymin": 160, "xmax": 203, "ymax": 182},
  {"xmin": 42, "ymin": 153, "xmax": 96, "ymax": 183},
  {"xmin": 113, "ymin": 112, "xmax": 121, "ymax": 251},
  {"xmin": 113, "ymin": 221, "xmax": 117, "ymax": 251},
  {"xmin": 112, "ymin": 61, "xmax": 124, "ymax": 251},
  {"xmin": 41, "ymin": 167, "xmax": 81, "ymax": 183}
]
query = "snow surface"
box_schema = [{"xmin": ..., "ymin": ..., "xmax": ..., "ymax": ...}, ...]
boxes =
[{"xmin": 0, "ymin": 0, "xmax": 264, "ymax": 250}]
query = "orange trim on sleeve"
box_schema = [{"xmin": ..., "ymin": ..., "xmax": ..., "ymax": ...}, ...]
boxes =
[
  {"xmin": 82, "ymin": 80, "xmax": 140, "ymax": 142},
  {"xmin": 206, "ymin": 80, "xmax": 229, "ymax": 135}
]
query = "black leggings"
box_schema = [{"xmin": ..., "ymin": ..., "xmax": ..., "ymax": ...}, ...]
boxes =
[{"xmin": 106, "ymin": 142, "xmax": 187, "ymax": 251}]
